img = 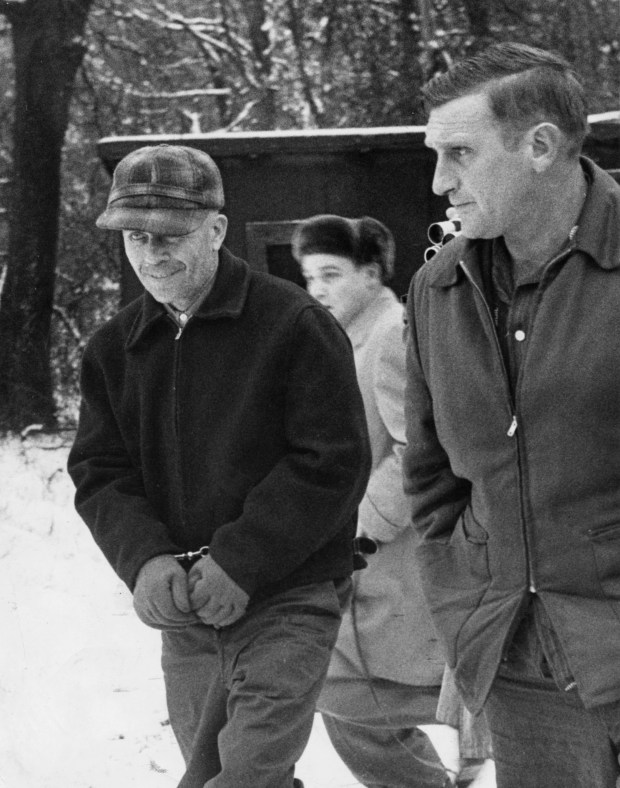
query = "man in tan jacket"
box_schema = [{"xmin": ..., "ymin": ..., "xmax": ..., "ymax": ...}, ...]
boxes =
[{"xmin": 293, "ymin": 215, "xmax": 493, "ymax": 788}]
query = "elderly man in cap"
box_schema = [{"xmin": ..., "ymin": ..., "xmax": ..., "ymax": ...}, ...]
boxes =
[{"xmin": 68, "ymin": 144, "xmax": 371, "ymax": 788}]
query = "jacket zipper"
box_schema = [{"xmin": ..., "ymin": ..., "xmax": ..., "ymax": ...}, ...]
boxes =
[
  {"xmin": 459, "ymin": 260, "xmax": 533, "ymax": 592},
  {"xmin": 459, "ymin": 262, "xmax": 517, "ymax": 436},
  {"xmin": 172, "ymin": 324, "xmax": 189, "ymax": 533},
  {"xmin": 506, "ymin": 246, "xmax": 575, "ymax": 594},
  {"xmin": 174, "ymin": 312, "xmax": 190, "ymax": 340}
]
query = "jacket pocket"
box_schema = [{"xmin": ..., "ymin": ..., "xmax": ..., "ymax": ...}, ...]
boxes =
[
  {"xmin": 588, "ymin": 522, "xmax": 620, "ymax": 598},
  {"xmin": 460, "ymin": 507, "xmax": 489, "ymax": 546},
  {"xmin": 414, "ymin": 509, "xmax": 490, "ymax": 667},
  {"xmin": 450, "ymin": 507, "xmax": 490, "ymax": 584},
  {"xmin": 417, "ymin": 507, "xmax": 490, "ymax": 590}
]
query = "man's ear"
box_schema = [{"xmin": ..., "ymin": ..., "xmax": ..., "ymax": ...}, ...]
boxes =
[
  {"xmin": 527, "ymin": 122, "xmax": 564, "ymax": 172},
  {"xmin": 212, "ymin": 213, "xmax": 228, "ymax": 250},
  {"xmin": 363, "ymin": 262, "xmax": 382, "ymax": 284}
]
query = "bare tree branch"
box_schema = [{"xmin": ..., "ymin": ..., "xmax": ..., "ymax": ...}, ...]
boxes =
[
  {"xmin": 219, "ymin": 98, "xmax": 260, "ymax": 131},
  {"xmin": 52, "ymin": 304, "xmax": 84, "ymax": 347},
  {"xmin": 217, "ymin": 0, "xmax": 263, "ymax": 89},
  {"xmin": 123, "ymin": 87, "xmax": 230, "ymax": 98}
]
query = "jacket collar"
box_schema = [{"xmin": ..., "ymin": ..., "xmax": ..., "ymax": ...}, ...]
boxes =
[
  {"xmin": 427, "ymin": 156, "xmax": 620, "ymax": 289},
  {"xmin": 572, "ymin": 157, "xmax": 620, "ymax": 270},
  {"xmin": 126, "ymin": 247, "xmax": 250, "ymax": 350},
  {"xmin": 346, "ymin": 286, "xmax": 400, "ymax": 350}
]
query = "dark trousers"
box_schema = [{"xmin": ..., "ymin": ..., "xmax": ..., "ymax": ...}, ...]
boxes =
[
  {"xmin": 484, "ymin": 601, "xmax": 620, "ymax": 788},
  {"xmin": 319, "ymin": 677, "xmax": 450, "ymax": 787},
  {"xmin": 485, "ymin": 670, "xmax": 620, "ymax": 788},
  {"xmin": 161, "ymin": 580, "xmax": 347, "ymax": 788}
]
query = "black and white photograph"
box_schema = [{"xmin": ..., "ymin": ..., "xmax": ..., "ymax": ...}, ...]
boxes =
[{"xmin": 0, "ymin": 2, "xmax": 619, "ymax": 787}]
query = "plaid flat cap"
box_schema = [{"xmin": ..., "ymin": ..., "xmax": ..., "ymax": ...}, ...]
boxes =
[{"xmin": 96, "ymin": 144, "xmax": 225, "ymax": 235}]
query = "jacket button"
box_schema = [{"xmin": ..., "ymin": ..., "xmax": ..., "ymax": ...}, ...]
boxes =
[{"xmin": 515, "ymin": 329, "xmax": 526, "ymax": 341}]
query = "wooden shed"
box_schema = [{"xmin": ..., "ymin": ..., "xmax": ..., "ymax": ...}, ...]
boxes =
[
  {"xmin": 98, "ymin": 126, "xmax": 449, "ymax": 303},
  {"xmin": 97, "ymin": 117, "xmax": 619, "ymax": 305}
]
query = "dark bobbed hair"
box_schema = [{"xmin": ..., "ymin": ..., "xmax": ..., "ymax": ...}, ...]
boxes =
[
  {"xmin": 291, "ymin": 214, "xmax": 396, "ymax": 283},
  {"xmin": 422, "ymin": 42, "xmax": 588, "ymax": 155}
]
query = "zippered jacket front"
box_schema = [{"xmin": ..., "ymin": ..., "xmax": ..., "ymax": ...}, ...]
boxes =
[{"xmin": 69, "ymin": 249, "xmax": 371, "ymax": 600}]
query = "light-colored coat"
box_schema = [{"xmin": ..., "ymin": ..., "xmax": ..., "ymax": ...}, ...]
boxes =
[{"xmin": 327, "ymin": 286, "xmax": 444, "ymax": 686}]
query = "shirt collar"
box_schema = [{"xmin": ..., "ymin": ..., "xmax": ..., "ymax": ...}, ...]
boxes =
[
  {"xmin": 571, "ymin": 156, "xmax": 620, "ymax": 270},
  {"xmin": 163, "ymin": 265, "xmax": 219, "ymax": 326},
  {"xmin": 345, "ymin": 287, "xmax": 399, "ymax": 349}
]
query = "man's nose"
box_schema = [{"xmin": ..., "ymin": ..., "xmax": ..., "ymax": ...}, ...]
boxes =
[
  {"xmin": 432, "ymin": 155, "xmax": 456, "ymax": 196},
  {"xmin": 306, "ymin": 281, "xmax": 324, "ymax": 300},
  {"xmin": 143, "ymin": 238, "xmax": 168, "ymax": 264}
]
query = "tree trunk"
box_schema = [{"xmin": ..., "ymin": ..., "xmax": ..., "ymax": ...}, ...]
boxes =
[
  {"xmin": 244, "ymin": 0, "xmax": 278, "ymax": 129},
  {"xmin": 0, "ymin": 0, "xmax": 93, "ymax": 431},
  {"xmin": 399, "ymin": 0, "xmax": 426, "ymax": 121},
  {"xmin": 287, "ymin": 0, "xmax": 325, "ymax": 127},
  {"xmin": 461, "ymin": 0, "xmax": 493, "ymax": 51}
]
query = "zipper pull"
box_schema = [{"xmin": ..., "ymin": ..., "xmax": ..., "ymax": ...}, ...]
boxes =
[
  {"xmin": 507, "ymin": 415, "xmax": 518, "ymax": 437},
  {"xmin": 174, "ymin": 312, "xmax": 189, "ymax": 341}
]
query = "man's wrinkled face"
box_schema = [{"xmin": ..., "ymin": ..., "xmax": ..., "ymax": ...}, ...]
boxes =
[
  {"xmin": 301, "ymin": 254, "xmax": 376, "ymax": 329},
  {"xmin": 122, "ymin": 211, "xmax": 227, "ymax": 310},
  {"xmin": 425, "ymin": 91, "xmax": 534, "ymax": 240}
]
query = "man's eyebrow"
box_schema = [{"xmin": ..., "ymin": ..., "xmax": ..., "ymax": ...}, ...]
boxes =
[{"xmin": 425, "ymin": 135, "xmax": 470, "ymax": 149}]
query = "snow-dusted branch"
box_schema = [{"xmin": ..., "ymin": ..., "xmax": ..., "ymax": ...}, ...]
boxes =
[{"xmin": 122, "ymin": 87, "xmax": 230, "ymax": 99}]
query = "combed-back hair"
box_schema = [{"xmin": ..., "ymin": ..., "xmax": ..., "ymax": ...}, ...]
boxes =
[
  {"xmin": 291, "ymin": 214, "xmax": 396, "ymax": 284},
  {"xmin": 422, "ymin": 42, "xmax": 588, "ymax": 155}
]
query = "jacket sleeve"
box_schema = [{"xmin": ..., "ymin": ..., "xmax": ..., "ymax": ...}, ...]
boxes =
[
  {"xmin": 357, "ymin": 317, "xmax": 412, "ymax": 544},
  {"xmin": 402, "ymin": 272, "xmax": 471, "ymax": 542},
  {"xmin": 209, "ymin": 304, "xmax": 372, "ymax": 594},
  {"xmin": 67, "ymin": 339, "xmax": 182, "ymax": 590}
]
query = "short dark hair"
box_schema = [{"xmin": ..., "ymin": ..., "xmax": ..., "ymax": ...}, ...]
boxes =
[
  {"xmin": 291, "ymin": 215, "xmax": 396, "ymax": 283},
  {"xmin": 422, "ymin": 42, "xmax": 588, "ymax": 155}
]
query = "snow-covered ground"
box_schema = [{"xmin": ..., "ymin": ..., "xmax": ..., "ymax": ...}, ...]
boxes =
[{"xmin": 0, "ymin": 432, "xmax": 362, "ymax": 788}]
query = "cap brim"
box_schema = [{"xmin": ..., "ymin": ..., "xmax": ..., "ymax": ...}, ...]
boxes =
[{"xmin": 96, "ymin": 207, "xmax": 210, "ymax": 235}]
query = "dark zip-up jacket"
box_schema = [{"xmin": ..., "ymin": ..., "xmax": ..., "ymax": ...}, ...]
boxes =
[
  {"xmin": 403, "ymin": 159, "xmax": 620, "ymax": 712},
  {"xmin": 68, "ymin": 249, "xmax": 371, "ymax": 599}
]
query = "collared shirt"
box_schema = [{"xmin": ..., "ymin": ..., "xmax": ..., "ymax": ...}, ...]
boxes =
[
  {"xmin": 485, "ymin": 234, "xmax": 576, "ymax": 391},
  {"xmin": 163, "ymin": 265, "xmax": 219, "ymax": 336},
  {"xmin": 479, "ymin": 190, "xmax": 590, "ymax": 693}
]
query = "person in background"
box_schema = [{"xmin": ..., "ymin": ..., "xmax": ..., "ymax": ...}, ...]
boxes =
[
  {"xmin": 293, "ymin": 214, "xmax": 494, "ymax": 788},
  {"xmin": 403, "ymin": 42, "xmax": 620, "ymax": 787},
  {"xmin": 67, "ymin": 144, "xmax": 372, "ymax": 788}
]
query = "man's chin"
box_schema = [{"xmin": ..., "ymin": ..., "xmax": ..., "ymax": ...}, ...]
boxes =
[
  {"xmin": 145, "ymin": 285, "xmax": 181, "ymax": 304},
  {"xmin": 459, "ymin": 221, "xmax": 495, "ymax": 240}
]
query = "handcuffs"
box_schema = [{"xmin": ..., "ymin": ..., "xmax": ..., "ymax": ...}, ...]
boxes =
[
  {"xmin": 173, "ymin": 538, "xmax": 376, "ymax": 572},
  {"xmin": 174, "ymin": 544, "xmax": 209, "ymax": 570}
]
